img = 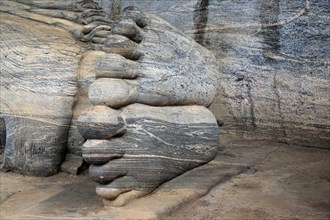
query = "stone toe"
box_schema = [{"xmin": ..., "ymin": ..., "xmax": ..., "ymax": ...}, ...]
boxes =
[
  {"xmin": 123, "ymin": 6, "xmax": 148, "ymax": 28},
  {"xmin": 78, "ymin": 105, "xmax": 126, "ymax": 140},
  {"xmin": 93, "ymin": 34, "xmax": 142, "ymax": 60},
  {"xmin": 82, "ymin": 139, "xmax": 126, "ymax": 165},
  {"xmin": 112, "ymin": 19, "xmax": 144, "ymax": 43},
  {"xmin": 96, "ymin": 176, "xmax": 137, "ymax": 200},
  {"xmin": 88, "ymin": 78, "xmax": 139, "ymax": 108},
  {"xmin": 95, "ymin": 53, "xmax": 140, "ymax": 79},
  {"xmin": 105, "ymin": 190, "xmax": 151, "ymax": 207},
  {"xmin": 97, "ymin": 174, "xmax": 153, "ymax": 207},
  {"xmin": 89, "ymin": 159, "xmax": 127, "ymax": 184}
]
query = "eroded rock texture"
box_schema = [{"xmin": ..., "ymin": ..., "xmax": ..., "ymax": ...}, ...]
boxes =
[{"xmin": 205, "ymin": 0, "xmax": 330, "ymax": 148}]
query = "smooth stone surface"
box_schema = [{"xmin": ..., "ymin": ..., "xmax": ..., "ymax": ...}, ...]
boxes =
[
  {"xmin": 77, "ymin": 105, "xmax": 126, "ymax": 140},
  {"xmin": 169, "ymin": 141, "xmax": 330, "ymax": 219},
  {"xmin": 0, "ymin": 149, "xmax": 249, "ymax": 219}
]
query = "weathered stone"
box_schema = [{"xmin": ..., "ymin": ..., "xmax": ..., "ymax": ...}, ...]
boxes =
[
  {"xmin": 0, "ymin": 0, "xmax": 328, "ymax": 208},
  {"xmin": 0, "ymin": 13, "xmax": 81, "ymax": 176},
  {"xmin": 0, "ymin": 1, "xmax": 221, "ymax": 178},
  {"xmin": 204, "ymin": 0, "xmax": 330, "ymax": 149},
  {"xmin": 79, "ymin": 104, "xmax": 219, "ymax": 206},
  {"xmin": 94, "ymin": 0, "xmax": 330, "ymax": 148}
]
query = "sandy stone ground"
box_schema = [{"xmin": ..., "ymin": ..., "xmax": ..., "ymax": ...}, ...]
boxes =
[
  {"xmin": 169, "ymin": 141, "xmax": 330, "ymax": 220},
  {"xmin": 0, "ymin": 140, "xmax": 329, "ymax": 220}
]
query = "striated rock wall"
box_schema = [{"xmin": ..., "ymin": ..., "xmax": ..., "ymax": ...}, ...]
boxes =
[
  {"xmin": 0, "ymin": 13, "xmax": 82, "ymax": 175},
  {"xmin": 96, "ymin": 0, "xmax": 329, "ymax": 148}
]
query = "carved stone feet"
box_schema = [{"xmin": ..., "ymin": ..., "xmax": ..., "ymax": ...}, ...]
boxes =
[
  {"xmin": 0, "ymin": 1, "xmax": 220, "ymax": 204},
  {"xmin": 78, "ymin": 104, "xmax": 219, "ymax": 206},
  {"xmin": 77, "ymin": 7, "xmax": 221, "ymax": 206},
  {"xmin": 67, "ymin": 5, "xmax": 220, "ymax": 154},
  {"xmin": 84, "ymin": 6, "xmax": 219, "ymax": 108}
]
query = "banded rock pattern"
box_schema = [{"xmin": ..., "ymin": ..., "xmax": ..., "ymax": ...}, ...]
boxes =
[
  {"xmin": 0, "ymin": 0, "xmax": 221, "ymax": 202},
  {"xmin": 79, "ymin": 104, "xmax": 219, "ymax": 206},
  {"xmin": 91, "ymin": 0, "xmax": 329, "ymax": 149},
  {"xmin": 74, "ymin": 6, "xmax": 221, "ymax": 205},
  {"xmin": 82, "ymin": 8, "xmax": 220, "ymax": 108},
  {"xmin": 0, "ymin": 13, "xmax": 81, "ymax": 176}
]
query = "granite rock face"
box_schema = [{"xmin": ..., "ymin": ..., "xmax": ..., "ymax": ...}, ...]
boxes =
[
  {"xmin": 95, "ymin": 0, "xmax": 330, "ymax": 148},
  {"xmin": 79, "ymin": 104, "xmax": 219, "ymax": 206}
]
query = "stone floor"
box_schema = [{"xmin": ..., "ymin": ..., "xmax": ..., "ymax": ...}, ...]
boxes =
[
  {"xmin": 169, "ymin": 141, "xmax": 330, "ymax": 220},
  {"xmin": 0, "ymin": 140, "xmax": 329, "ymax": 219}
]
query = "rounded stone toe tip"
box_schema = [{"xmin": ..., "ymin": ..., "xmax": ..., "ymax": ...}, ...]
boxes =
[
  {"xmin": 96, "ymin": 185, "xmax": 131, "ymax": 200},
  {"xmin": 88, "ymin": 78, "xmax": 137, "ymax": 108},
  {"xmin": 77, "ymin": 105, "xmax": 126, "ymax": 139}
]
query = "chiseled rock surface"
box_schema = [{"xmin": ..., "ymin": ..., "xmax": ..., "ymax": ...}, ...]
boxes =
[
  {"xmin": 96, "ymin": 0, "xmax": 330, "ymax": 148},
  {"xmin": 79, "ymin": 104, "xmax": 219, "ymax": 206},
  {"xmin": 0, "ymin": 13, "xmax": 81, "ymax": 176}
]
